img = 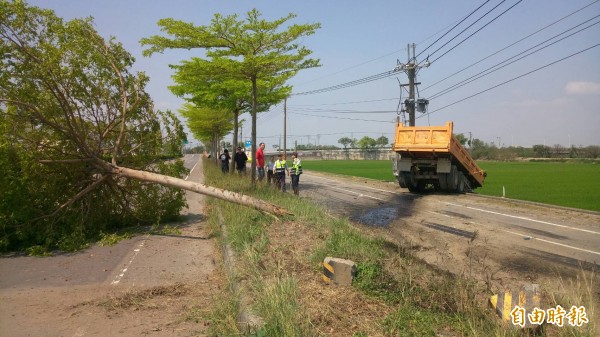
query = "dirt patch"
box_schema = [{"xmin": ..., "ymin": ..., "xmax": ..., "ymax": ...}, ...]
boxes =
[
  {"xmin": 0, "ymin": 231, "xmax": 226, "ymax": 337},
  {"xmin": 262, "ymin": 219, "xmax": 395, "ymax": 337}
]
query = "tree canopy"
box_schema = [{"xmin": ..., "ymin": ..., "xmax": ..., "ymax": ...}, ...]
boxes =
[
  {"xmin": 141, "ymin": 9, "xmax": 320, "ymax": 183},
  {"xmin": 357, "ymin": 136, "xmax": 378, "ymax": 149},
  {"xmin": 0, "ymin": 1, "xmax": 190, "ymax": 251},
  {"xmin": 0, "ymin": 2, "xmax": 287, "ymax": 252},
  {"xmin": 338, "ymin": 137, "xmax": 353, "ymax": 149}
]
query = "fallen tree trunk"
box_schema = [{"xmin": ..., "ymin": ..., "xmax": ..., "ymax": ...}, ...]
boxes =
[{"xmin": 110, "ymin": 164, "xmax": 290, "ymax": 217}]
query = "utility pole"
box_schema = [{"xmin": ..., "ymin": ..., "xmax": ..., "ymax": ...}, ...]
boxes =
[
  {"xmin": 283, "ymin": 97, "xmax": 287, "ymax": 160},
  {"xmin": 407, "ymin": 43, "xmax": 416, "ymax": 127},
  {"xmin": 396, "ymin": 43, "xmax": 430, "ymax": 127}
]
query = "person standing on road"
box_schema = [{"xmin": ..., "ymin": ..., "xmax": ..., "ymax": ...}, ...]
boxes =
[
  {"xmin": 256, "ymin": 142, "xmax": 266, "ymax": 182},
  {"xmin": 290, "ymin": 152, "xmax": 302, "ymax": 195},
  {"xmin": 274, "ymin": 153, "xmax": 288, "ymax": 191},
  {"xmin": 233, "ymin": 147, "xmax": 248, "ymax": 174},
  {"xmin": 266, "ymin": 155, "xmax": 275, "ymax": 185},
  {"xmin": 220, "ymin": 149, "xmax": 230, "ymax": 173}
]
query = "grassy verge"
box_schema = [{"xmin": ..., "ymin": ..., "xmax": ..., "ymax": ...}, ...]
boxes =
[
  {"xmin": 202, "ymin": 160, "xmax": 596, "ymax": 336},
  {"xmin": 302, "ymin": 160, "xmax": 600, "ymax": 212}
]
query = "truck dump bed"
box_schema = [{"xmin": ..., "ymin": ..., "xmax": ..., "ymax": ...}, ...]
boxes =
[{"xmin": 393, "ymin": 122, "xmax": 485, "ymax": 188}]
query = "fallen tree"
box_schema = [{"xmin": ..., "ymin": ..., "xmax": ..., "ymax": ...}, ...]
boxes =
[{"xmin": 0, "ymin": 2, "xmax": 287, "ymax": 251}]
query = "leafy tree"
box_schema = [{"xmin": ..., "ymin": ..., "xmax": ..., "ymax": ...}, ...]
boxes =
[
  {"xmin": 376, "ymin": 135, "xmax": 389, "ymax": 148},
  {"xmin": 141, "ymin": 9, "xmax": 320, "ymax": 184},
  {"xmin": 169, "ymin": 57, "xmax": 279, "ymax": 172},
  {"xmin": 532, "ymin": 144, "xmax": 551, "ymax": 158},
  {"xmin": 358, "ymin": 136, "xmax": 377, "ymax": 149},
  {"xmin": 338, "ymin": 137, "xmax": 352, "ymax": 149},
  {"xmin": 455, "ymin": 133, "xmax": 468, "ymax": 146},
  {"xmin": 179, "ymin": 103, "xmax": 233, "ymax": 163},
  {"xmin": 0, "ymin": 2, "xmax": 287, "ymax": 251}
]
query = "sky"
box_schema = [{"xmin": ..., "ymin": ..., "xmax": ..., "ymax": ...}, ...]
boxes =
[{"xmin": 27, "ymin": 0, "xmax": 600, "ymax": 149}]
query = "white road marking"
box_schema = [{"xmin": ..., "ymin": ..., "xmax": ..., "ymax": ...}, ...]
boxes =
[
  {"xmin": 185, "ymin": 155, "xmax": 200, "ymax": 181},
  {"xmin": 500, "ymin": 229, "xmax": 600, "ymax": 256},
  {"xmin": 111, "ymin": 238, "xmax": 147, "ymax": 285},
  {"xmin": 441, "ymin": 201, "xmax": 600, "ymax": 235}
]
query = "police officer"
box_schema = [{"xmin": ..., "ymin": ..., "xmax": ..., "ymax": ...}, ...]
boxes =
[
  {"xmin": 274, "ymin": 153, "xmax": 288, "ymax": 191},
  {"xmin": 290, "ymin": 152, "xmax": 302, "ymax": 195}
]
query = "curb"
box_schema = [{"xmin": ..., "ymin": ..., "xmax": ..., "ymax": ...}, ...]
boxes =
[{"xmin": 215, "ymin": 206, "xmax": 263, "ymax": 333}]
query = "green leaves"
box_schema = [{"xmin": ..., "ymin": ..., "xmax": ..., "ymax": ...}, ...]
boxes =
[
  {"xmin": 142, "ymin": 8, "xmax": 320, "ymax": 182},
  {"xmin": 0, "ymin": 2, "xmax": 187, "ymax": 252}
]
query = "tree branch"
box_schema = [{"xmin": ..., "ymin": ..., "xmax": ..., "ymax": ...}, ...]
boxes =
[{"xmin": 30, "ymin": 175, "xmax": 108, "ymax": 222}]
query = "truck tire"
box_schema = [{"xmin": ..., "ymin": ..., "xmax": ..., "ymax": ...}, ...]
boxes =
[
  {"xmin": 446, "ymin": 165, "xmax": 459, "ymax": 191},
  {"xmin": 457, "ymin": 172, "xmax": 466, "ymax": 193},
  {"xmin": 401, "ymin": 172, "xmax": 419, "ymax": 192},
  {"xmin": 397, "ymin": 175, "xmax": 408, "ymax": 188},
  {"xmin": 438, "ymin": 173, "xmax": 448, "ymax": 190}
]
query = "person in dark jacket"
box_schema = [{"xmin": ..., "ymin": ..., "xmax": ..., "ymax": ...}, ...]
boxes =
[
  {"xmin": 220, "ymin": 149, "xmax": 230, "ymax": 173},
  {"xmin": 233, "ymin": 147, "xmax": 248, "ymax": 174}
]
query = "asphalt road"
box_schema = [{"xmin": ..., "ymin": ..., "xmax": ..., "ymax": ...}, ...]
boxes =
[
  {"xmin": 300, "ymin": 171, "xmax": 600, "ymax": 284},
  {"xmin": 0, "ymin": 154, "xmax": 210, "ymax": 291},
  {"xmin": 0, "ymin": 154, "xmax": 221, "ymax": 337}
]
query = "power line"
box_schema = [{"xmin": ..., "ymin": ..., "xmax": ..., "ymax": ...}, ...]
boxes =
[
  {"xmin": 292, "ymin": 69, "xmax": 399, "ymax": 96},
  {"xmin": 289, "ymin": 111, "xmax": 395, "ymax": 124},
  {"xmin": 256, "ymin": 131, "xmax": 395, "ymax": 139},
  {"xmin": 422, "ymin": 0, "xmax": 600, "ymax": 92},
  {"xmin": 426, "ymin": 0, "xmax": 510, "ymax": 61},
  {"xmin": 431, "ymin": 0, "xmax": 524, "ymax": 64},
  {"xmin": 428, "ymin": 15, "xmax": 600, "ymax": 100},
  {"xmin": 289, "ymin": 97, "xmax": 400, "ymax": 106},
  {"xmin": 291, "ymin": 9, "xmax": 482, "ymax": 90},
  {"xmin": 420, "ymin": 43, "xmax": 600, "ymax": 118},
  {"xmin": 287, "ymin": 107, "xmax": 398, "ymax": 114},
  {"xmin": 293, "ymin": 49, "xmax": 407, "ymax": 88},
  {"xmin": 414, "ymin": 0, "xmax": 493, "ymax": 61},
  {"xmin": 289, "ymin": 1, "xmax": 517, "ymax": 97}
]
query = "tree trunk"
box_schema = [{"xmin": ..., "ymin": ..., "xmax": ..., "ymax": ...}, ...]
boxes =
[
  {"xmin": 250, "ymin": 77, "xmax": 257, "ymax": 186},
  {"xmin": 231, "ymin": 108, "xmax": 239, "ymax": 174},
  {"xmin": 111, "ymin": 164, "xmax": 289, "ymax": 217}
]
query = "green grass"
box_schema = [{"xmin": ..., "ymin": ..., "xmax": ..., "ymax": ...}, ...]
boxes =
[
  {"xmin": 201, "ymin": 160, "xmax": 596, "ymax": 336},
  {"xmin": 303, "ymin": 159, "xmax": 395, "ymax": 181},
  {"xmin": 302, "ymin": 160, "xmax": 600, "ymax": 212},
  {"xmin": 477, "ymin": 161, "xmax": 600, "ymax": 211}
]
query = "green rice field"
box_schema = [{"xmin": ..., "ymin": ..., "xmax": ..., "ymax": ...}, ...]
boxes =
[{"xmin": 302, "ymin": 160, "xmax": 600, "ymax": 212}]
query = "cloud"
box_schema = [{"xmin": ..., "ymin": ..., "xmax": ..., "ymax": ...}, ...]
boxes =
[{"xmin": 564, "ymin": 81, "xmax": 600, "ymax": 95}]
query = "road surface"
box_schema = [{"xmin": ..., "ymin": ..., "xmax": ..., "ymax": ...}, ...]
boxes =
[
  {"xmin": 0, "ymin": 154, "xmax": 220, "ymax": 337},
  {"xmin": 300, "ymin": 171, "xmax": 600, "ymax": 292}
]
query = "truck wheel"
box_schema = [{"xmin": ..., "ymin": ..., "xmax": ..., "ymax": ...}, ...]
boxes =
[
  {"xmin": 402, "ymin": 172, "xmax": 419, "ymax": 192},
  {"xmin": 398, "ymin": 174, "xmax": 408, "ymax": 188},
  {"xmin": 407, "ymin": 182, "xmax": 419, "ymax": 193},
  {"xmin": 456, "ymin": 172, "xmax": 466, "ymax": 193},
  {"xmin": 446, "ymin": 165, "xmax": 459, "ymax": 191},
  {"xmin": 438, "ymin": 173, "xmax": 448, "ymax": 190}
]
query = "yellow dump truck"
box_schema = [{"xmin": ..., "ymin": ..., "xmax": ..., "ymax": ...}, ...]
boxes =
[{"xmin": 392, "ymin": 122, "xmax": 486, "ymax": 193}]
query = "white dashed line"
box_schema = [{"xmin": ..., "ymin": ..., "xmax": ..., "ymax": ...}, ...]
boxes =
[
  {"xmin": 499, "ymin": 228, "xmax": 600, "ymax": 256},
  {"xmin": 111, "ymin": 239, "xmax": 147, "ymax": 285},
  {"xmin": 185, "ymin": 155, "xmax": 199, "ymax": 181},
  {"xmin": 441, "ymin": 201, "xmax": 600, "ymax": 235}
]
